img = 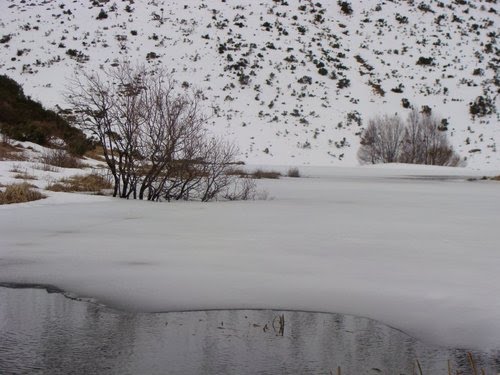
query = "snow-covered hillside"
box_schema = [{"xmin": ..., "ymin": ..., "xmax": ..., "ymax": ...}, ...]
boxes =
[{"xmin": 0, "ymin": 0, "xmax": 498, "ymax": 167}]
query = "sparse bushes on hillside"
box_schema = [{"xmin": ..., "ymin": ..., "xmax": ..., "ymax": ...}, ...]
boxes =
[
  {"xmin": 338, "ymin": 1, "xmax": 353, "ymax": 15},
  {"xmin": 337, "ymin": 78, "xmax": 351, "ymax": 89},
  {"xmin": 0, "ymin": 35, "xmax": 12, "ymax": 44},
  {"xmin": 417, "ymin": 2, "xmax": 434, "ymax": 13},
  {"xmin": 66, "ymin": 62, "xmax": 248, "ymax": 202},
  {"xmin": 395, "ymin": 13, "xmax": 408, "ymax": 24},
  {"xmin": 318, "ymin": 68, "xmax": 328, "ymax": 76},
  {"xmin": 368, "ymin": 81, "xmax": 385, "ymax": 96},
  {"xmin": 65, "ymin": 49, "xmax": 90, "ymax": 63},
  {"xmin": 96, "ymin": 9, "xmax": 108, "ymax": 20},
  {"xmin": 416, "ymin": 56, "xmax": 435, "ymax": 66},
  {"xmin": 469, "ymin": 94, "xmax": 495, "ymax": 118},
  {"xmin": 358, "ymin": 109, "xmax": 462, "ymax": 166},
  {"xmin": 298, "ymin": 76, "xmax": 312, "ymax": 85}
]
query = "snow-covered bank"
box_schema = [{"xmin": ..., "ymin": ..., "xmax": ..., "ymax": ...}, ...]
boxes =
[{"xmin": 1, "ymin": 165, "xmax": 500, "ymax": 352}]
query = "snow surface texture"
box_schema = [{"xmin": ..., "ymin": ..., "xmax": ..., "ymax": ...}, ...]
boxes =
[
  {"xmin": 1, "ymin": 165, "xmax": 500, "ymax": 353},
  {"xmin": 0, "ymin": 0, "xmax": 498, "ymax": 168}
]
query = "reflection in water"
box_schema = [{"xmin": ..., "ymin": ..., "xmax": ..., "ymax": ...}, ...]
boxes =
[{"xmin": 0, "ymin": 286, "xmax": 498, "ymax": 374}]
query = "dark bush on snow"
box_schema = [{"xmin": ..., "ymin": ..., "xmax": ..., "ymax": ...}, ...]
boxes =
[{"xmin": 0, "ymin": 75, "xmax": 91, "ymax": 155}]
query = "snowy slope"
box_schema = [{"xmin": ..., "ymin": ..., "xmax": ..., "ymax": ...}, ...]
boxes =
[{"xmin": 0, "ymin": 0, "xmax": 498, "ymax": 168}]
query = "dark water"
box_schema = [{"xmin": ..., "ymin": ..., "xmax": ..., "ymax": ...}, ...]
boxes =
[{"xmin": 0, "ymin": 286, "xmax": 498, "ymax": 375}]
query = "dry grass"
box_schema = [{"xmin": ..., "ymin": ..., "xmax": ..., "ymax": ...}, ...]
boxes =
[
  {"xmin": 0, "ymin": 182, "xmax": 45, "ymax": 205},
  {"xmin": 252, "ymin": 169, "xmax": 282, "ymax": 179},
  {"xmin": 9, "ymin": 163, "xmax": 24, "ymax": 173},
  {"xmin": 46, "ymin": 172, "xmax": 112, "ymax": 193},
  {"xmin": 13, "ymin": 172, "xmax": 37, "ymax": 180},
  {"xmin": 226, "ymin": 167, "xmax": 249, "ymax": 177},
  {"xmin": 32, "ymin": 162, "xmax": 59, "ymax": 172},
  {"xmin": 84, "ymin": 145, "xmax": 106, "ymax": 162},
  {"xmin": 491, "ymin": 175, "xmax": 500, "ymax": 181},
  {"xmin": 0, "ymin": 141, "xmax": 26, "ymax": 161},
  {"xmin": 41, "ymin": 148, "xmax": 86, "ymax": 169}
]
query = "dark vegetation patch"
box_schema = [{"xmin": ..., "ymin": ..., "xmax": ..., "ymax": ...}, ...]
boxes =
[
  {"xmin": 0, "ymin": 75, "xmax": 91, "ymax": 155},
  {"xmin": 0, "ymin": 141, "xmax": 26, "ymax": 161}
]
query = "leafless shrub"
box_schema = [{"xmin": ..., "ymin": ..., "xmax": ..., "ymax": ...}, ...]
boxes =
[
  {"xmin": 0, "ymin": 182, "xmax": 45, "ymax": 205},
  {"xmin": 223, "ymin": 176, "xmax": 257, "ymax": 201},
  {"xmin": 287, "ymin": 167, "xmax": 300, "ymax": 177},
  {"xmin": 198, "ymin": 138, "xmax": 239, "ymax": 202},
  {"xmin": 66, "ymin": 61, "xmax": 240, "ymax": 201},
  {"xmin": 41, "ymin": 148, "xmax": 86, "ymax": 169},
  {"xmin": 358, "ymin": 115, "xmax": 405, "ymax": 164},
  {"xmin": 255, "ymin": 189, "xmax": 271, "ymax": 200},
  {"xmin": 358, "ymin": 109, "xmax": 462, "ymax": 166},
  {"xmin": 399, "ymin": 109, "xmax": 461, "ymax": 166}
]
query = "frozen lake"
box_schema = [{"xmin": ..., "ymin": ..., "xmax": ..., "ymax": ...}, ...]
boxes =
[
  {"xmin": 0, "ymin": 285, "xmax": 498, "ymax": 374},
  {"xmin": 1, "ymin": 165, "xmax": 500, "ymax": 353}
]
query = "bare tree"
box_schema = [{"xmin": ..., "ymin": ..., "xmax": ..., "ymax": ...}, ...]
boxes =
[
  {"xmin": 400, "ymin": 109, "xmax": 461, "ymax": 166},
  {"xmin": 400, "ymin": 108, "xmax": 425, "ymax": 164},
  {"xmin": 357, "ymin": 118, "xmax": 380, "ymax": 164},
  {"xmin": 358, "ymin": 109, "xmax": 462, "ymax": 167},
  {"xmin": 420, "ymin": 114, "xmax": 460, "ymax": 166},
  {"xmin": 135, "ymin": 73, "xmax": 207, "ymax": 200},
  {"xmin": 358, "ymin": 114, "xmax": 405, "ymax": 164},
  {"xmin": 66, "ymin": 63, "xmax": 146, "ymax": 197},
  {"xmin": 66, "ymin": 62, "xmax": 248, "ymax": 201},
  {"xmin": 199, "ymin": 138, "xmax": 239, "ymax": 202}
]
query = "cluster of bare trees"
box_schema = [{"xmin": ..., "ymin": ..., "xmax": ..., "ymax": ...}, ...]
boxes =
[
  {"xmin": 357, "ymin": 109, "xmax": 462, "ymax": 166},
  {"xmin": 66, "ymin": 62, "xmax": 252, "ymax": 201}
]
